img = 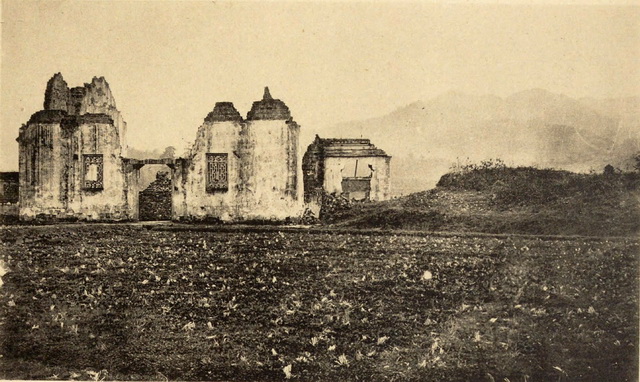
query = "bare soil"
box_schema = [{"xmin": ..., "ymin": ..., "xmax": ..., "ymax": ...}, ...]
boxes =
[{"xmin": 0, "ymin": 225, "xmax": 637, "ymax": 381}]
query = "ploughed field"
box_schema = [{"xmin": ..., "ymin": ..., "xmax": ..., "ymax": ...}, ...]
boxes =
[{"xmin": 0, "ymin": 225, "xmax": 637, "ymax": 381}]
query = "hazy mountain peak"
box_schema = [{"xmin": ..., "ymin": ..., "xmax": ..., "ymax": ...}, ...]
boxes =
[
  {"xmin": 324, "ymin": 89, "xmax": 639, "ymax": 196},
  {"xmin": 507, "ymin": 88, "xmax": 570, "ymax": 103}
]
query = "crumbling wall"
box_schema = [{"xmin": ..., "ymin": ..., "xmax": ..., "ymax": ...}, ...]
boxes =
[
  {"xmin": 42, "ymin": 73, "xmax": 128, "ymax": 156},
  {"xmin": 0, "ymin": 172, "xmax": 19, "ymax": 204},
  {"xmin": 43, "ymin": 73, "xmax": 69, "ymax": 111},
  {"xmin": 173, "ymin": 116, "xmax": 244, "ymax": 221},
  {"xmin": 18, "ymin": 74, "xmax": 131, "ymax": 221},
  {"xmin": 302, "ymin": 137, "xmax": 325, "ymax": 204},
  {"xmin": 243, "ymin": 87, "xmax": 302, "ymax": 219},
  {"xmin": 302, "ymin": 136, "xmax": 392, "ymax": 204},
  {"xmin": 122, "ymin": 159, "xmax": 141, "ymax": 221},
  {"xmin": 66, "ymin": 121, "xmax": 129, "ymax": 220},
  {"xmin": 139, "ymin": 172, "xmax": 172, "ymax": 220},
  {"xmin": 173, "ymin": 90, "xmax": 303, "ymax": 222},
  {"xmin": 245, "ymin": 119, "xmax": 303, "ymax": 220},
  {"xmin": 18, "ymin": 118, "xmax": 129, "ymax": 220},
  {"xmin": 18, "ymin": 122, "xmax": 64, "ymax": 217},
  {"xmin": 0, "ymin": 172, "xmax": 20, "ymax": 221}
]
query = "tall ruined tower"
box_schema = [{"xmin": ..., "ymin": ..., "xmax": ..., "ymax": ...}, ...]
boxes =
[
  {"xmin": 244, "ymin": 87, "xmax": 303, "ymax": 218},
  {"xmin": 173, "ymin": 87, "xmax": 303, "ymax": 221},
  {"xmin": 17, "ymin": 73, "xmax": 130, "ymax": 220}
]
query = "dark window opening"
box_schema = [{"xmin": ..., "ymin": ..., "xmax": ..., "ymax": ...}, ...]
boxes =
[{"xmin": 341, "ymin": 177, "xmax": 371, "ymax": 201}]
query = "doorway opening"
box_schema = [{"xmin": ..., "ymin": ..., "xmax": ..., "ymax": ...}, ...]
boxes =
[{"xmin": 138, "ymin": 169, "xmax": 172, "ymax": 221}]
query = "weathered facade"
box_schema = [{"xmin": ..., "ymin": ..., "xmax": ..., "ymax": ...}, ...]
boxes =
[
  {"xmin": 13, "ymin": 75, "xmax": 389, "ymax": 222},
  {"xmin": 15, "ymin": 77, "xmax": 306, "ymax": 222},
  {"xmin": 173, "ymin": 88, "xmax": 303, "ymax": 221},
  {"xmin": 303, "ymin": 136, "xmax": 391, "ymax": 205},
  {"xmin": 17, "ymin": 74, "xmax": 131, "ymax": 220}
]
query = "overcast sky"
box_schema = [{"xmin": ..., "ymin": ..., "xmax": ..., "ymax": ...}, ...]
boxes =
[{"xmin": 1, "ymin": 1, "xmax": 638, "ymax": 171}]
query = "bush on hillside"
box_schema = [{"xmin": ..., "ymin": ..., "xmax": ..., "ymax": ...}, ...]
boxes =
[{"xmin": 438, "ymin": 161, "xmax": 640, "ymax": 209}]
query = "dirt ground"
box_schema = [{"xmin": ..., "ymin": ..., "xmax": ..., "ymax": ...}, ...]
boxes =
[{"xmin": 0, "ymin": 224, "xmax": 637, "ymax": 381}]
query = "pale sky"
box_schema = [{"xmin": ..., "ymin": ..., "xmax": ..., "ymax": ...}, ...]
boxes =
[{"xmin": 1, "ymin": 1, "xmax": 639, "ymax": 171}]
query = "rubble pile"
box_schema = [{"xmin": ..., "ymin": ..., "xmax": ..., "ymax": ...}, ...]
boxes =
[
  {"xmin": 139, "ymin": 172, "xmax": 172, "ymax": 221},
  {"xmin": 319, "ymin": 192, "xmax": 352, "ymax": 222}
]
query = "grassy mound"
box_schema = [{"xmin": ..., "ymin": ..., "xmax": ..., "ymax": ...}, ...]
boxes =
[{"xmin": 329, "ymin": 166, "xmax": 640, "ymax": 236}]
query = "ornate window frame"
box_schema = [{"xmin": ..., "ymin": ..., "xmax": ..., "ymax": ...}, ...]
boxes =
[
  {"xmin": 83, "ymin": 154, "xmax": 104, "ymax": 190},
  {"xmin": 206, "ymin": 153, "xmax": 228, "ymax": 192}
]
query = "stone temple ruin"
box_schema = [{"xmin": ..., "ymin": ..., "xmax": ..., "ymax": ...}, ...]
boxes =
[
  {"xmin": 6, "ymin": 73, "xmax": 391, "ymax": 222},
  {"xmin": 303, "ymin": 136, "xmax": 391, "ymax": 204}
]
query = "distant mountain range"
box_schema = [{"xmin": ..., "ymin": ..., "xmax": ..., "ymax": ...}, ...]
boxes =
[{"xmin": 317, "ymin": 89, "xmax": 640, "ymax": 195}]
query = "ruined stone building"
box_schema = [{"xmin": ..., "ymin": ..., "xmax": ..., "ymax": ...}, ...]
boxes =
[
  {"xmin": 303, "ymin": 136, "xmax": 391, "ymax": 204},
  {"xmin": 17, "ymin": 73, "xmax": 131, "ymax": 220},
  {"xmin": 11, "ymin": 73, "xmax": 390, "ymax": 222},
  {"xmin": 171, "ymin": 88, "xmax": 303, "ymax": 221}
]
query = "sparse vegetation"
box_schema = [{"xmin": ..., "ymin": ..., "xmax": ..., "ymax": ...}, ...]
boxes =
[
  {"xmin": 1, "ymin": 164, "xmax": 638, "ymax": 380},
  {"xmin": 0, "ymin": 225, "xmax": 637, "ymax": 381},
  {"xmin": 328, "ymin": 164, "xmax": 640, "ymax": 237}
]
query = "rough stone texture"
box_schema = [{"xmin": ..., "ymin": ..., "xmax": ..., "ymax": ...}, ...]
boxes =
[
  {"xmin": 173, "ymin": 119, "xmax": 245, "ymax": 221},
  {"xmin": 205, "ymin": 102, "xmax": 243, "ymax": 123},
  {"xmin": 173, "ymin": 88, "xmax": 303, "ymax": 221},
  {"xmin": 67, "ymin": 87, "xmax": 87, "ymax": 115},
  {"xmin": 21, "ymin": 78, "xmax": 391, "ymax": 223},
  {"xmin": 43, "ymin": 73, "xmax": 69, "ymax": 111},
  {"xmin": 18, "ymin": 121, "xmax": 130, "ymax": 220},
  {"xmin": 0, "ymin": 203, "xmax": 19, "ymax": 221},
  {"xmin": 139, "ymin": 171, "xmax": 172, "ymax": 221},
  {"xmin": 17, "ymin": 74, "xmax": 131, "ymax": 221},
  {"xmin": 0, "ymin": 172, "xmax": 20, "ymax": 220},
  {"xmin": 121, "ymin": 158, "xmax": 175, "ymax": 221},
  {"xmin": 39, "ymin": 73, "xmax": 128, "ymax": 156},
  {"xmin": 246, "ymin": 119, "xmax": 302, "ymax": 217},
  {"xmin": 302, "ymin": 135, "xmax": 391, "ymax": 204},
  {"xmin": 246, "ymin": 87, "xmax": 292, "ymax": 121},
  {"xmin": 27, "ymin": 110, "xmax": 67, "ymax": 125},
  {"xmin": 27, "ymin": 111, "xmax": 113, "ymax": 126},
  {"xmin": 0, "ymin": 172, "xmax": 19, "ymax": 203}
]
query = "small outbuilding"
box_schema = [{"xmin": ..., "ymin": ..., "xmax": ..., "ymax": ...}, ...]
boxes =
[{"xmin": 302, "ymin": 135, "xmax": 391, "ymax": 205}]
